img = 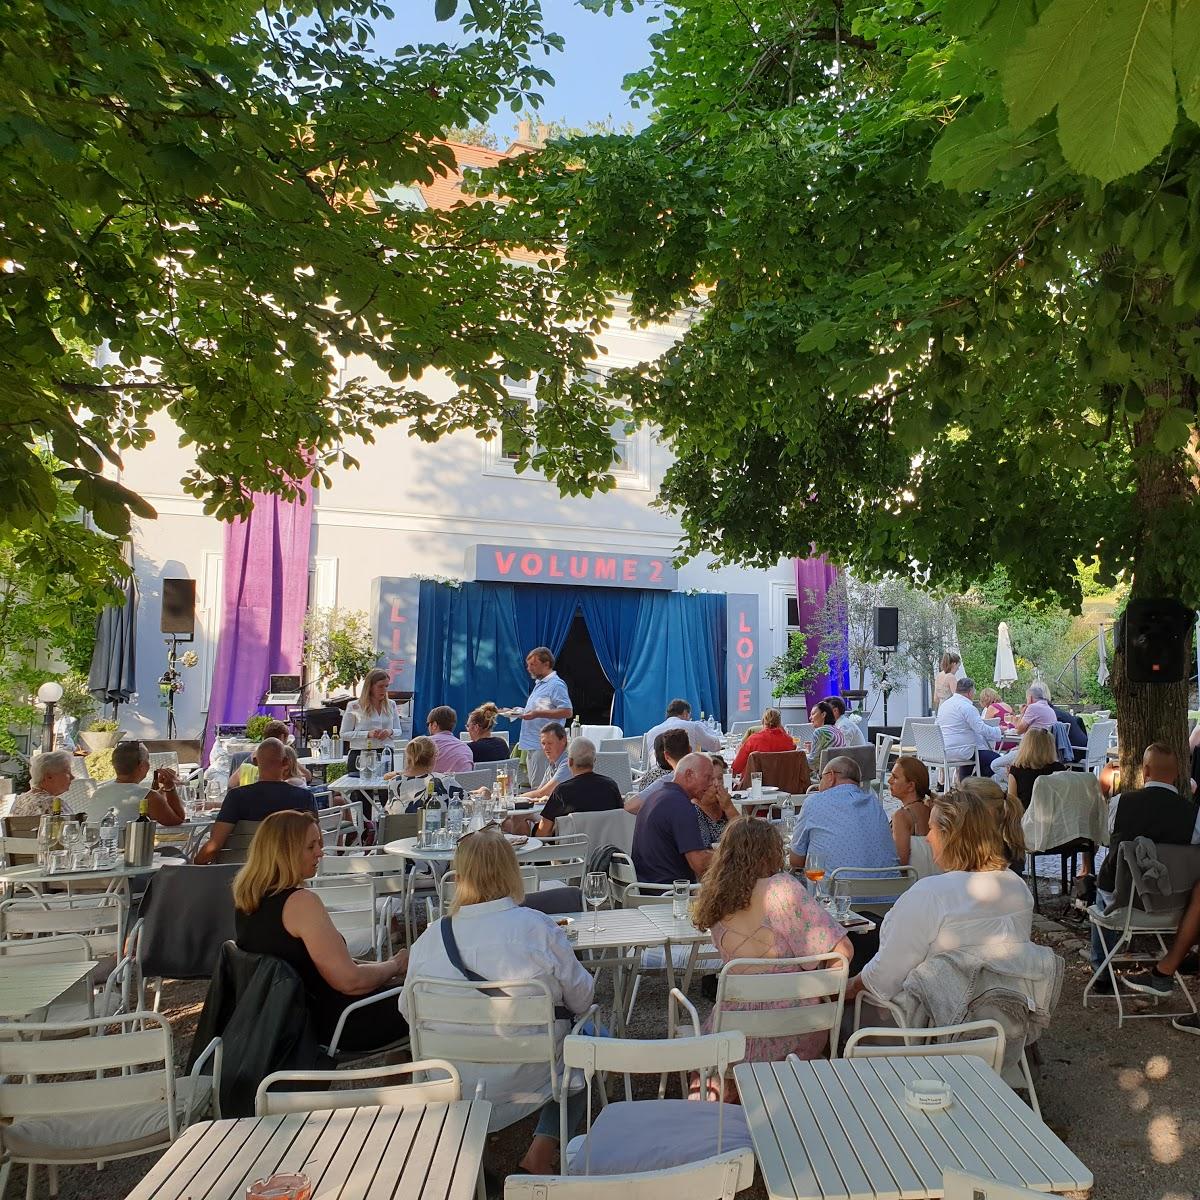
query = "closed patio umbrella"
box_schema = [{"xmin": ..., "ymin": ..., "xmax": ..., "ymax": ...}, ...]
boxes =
[
  {"xmin": 89, "ymin": 575, "xmax": 139, "ymax": 715},
  {"xmin": 993, "ymin": 621, "xmax": 1017, "ymax": 688},
  {"xmin": 1097, "ymin": 622, "xmax": 1109, "ymax": 687}
]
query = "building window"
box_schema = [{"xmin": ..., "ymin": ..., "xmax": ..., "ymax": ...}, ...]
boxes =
[{"xmin": 483, "ymin": 368, "xmax": 651, "ymax": 489}]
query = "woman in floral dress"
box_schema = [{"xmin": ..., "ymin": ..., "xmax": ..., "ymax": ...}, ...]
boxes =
[{"xmin": 692, "ymin": 818, "xmax": 852, "ymax": 1096}]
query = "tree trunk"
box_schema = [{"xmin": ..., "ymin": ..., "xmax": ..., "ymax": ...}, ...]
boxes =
[{"xmin": 1111, "ymin": 409, "xmax": 1196, "ymax": 791}]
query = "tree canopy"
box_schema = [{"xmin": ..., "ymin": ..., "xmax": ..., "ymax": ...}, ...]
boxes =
[{"xmin": 1, "ymin": 0, "xmax": 616, "ymax": 592}]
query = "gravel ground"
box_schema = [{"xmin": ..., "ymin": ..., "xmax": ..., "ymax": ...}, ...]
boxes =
[{"xmin": 12, "ymin": 894, "xmax": 1200, "ymax": 1200}]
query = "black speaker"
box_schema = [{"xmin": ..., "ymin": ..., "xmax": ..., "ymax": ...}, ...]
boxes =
[
  {"xmin": 874, "ymin": 606, "xmax": 899, "ymax": 649},
  {"xmin": 160, "ymin": 578, "xmax": 196, "ymax": 636},
  {"xmin": 1122, "ymin": 599, "xmax": 1194, "ymax": 684}
]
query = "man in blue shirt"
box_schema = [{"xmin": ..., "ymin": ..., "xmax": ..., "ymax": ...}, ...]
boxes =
[
  {"xmin": 516, "ymin": 646, "xmax": 573, "ymax": 754},
  {"xmin": 632, "ymin": 753, "xmax": 738, "ymax": 884},
  {"xmin": 789, "ymin": 755, "xmax": 899, "ymax": 884}
]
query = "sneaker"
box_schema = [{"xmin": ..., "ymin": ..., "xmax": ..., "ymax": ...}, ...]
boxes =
[
  {"xmin": 1089, "ymin": 975, "xmax": 1116, "ymax": 995},
  {"xmin": 1171, "ymin": 1013, "xmax": 1200, "ymax": 1035},
  {"xmin": 1122, "ymin": 967, "xmax": 1175, "ymax": 997}
]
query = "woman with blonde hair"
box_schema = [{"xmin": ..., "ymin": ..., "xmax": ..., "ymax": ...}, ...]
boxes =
[
  {"xmin": 693, "ymin": 818, "xmax": 851, "ymax": 1079},
  {"xmin": 978, "ymin": 687, "xmax": 1014, "ymax": 727},
  {"xmin": 848, "ymin": 787, "xmax": 1032, "ymax": 1005},
  {"xmin": 386, "ymin": 735, "xmax": 465, "ymax": 813},
  {"xmin": 932, "ymin": 651, "xmax": 962, "ymax": 709},
  {"xmin": 233, "ymin": 811, "xmax": 408, "ymax": 1050},
  {"xmin": 339, "ymin": 669, "xmax": 403, "ymax": 756},
  {"xmin": 466, "ymin": 701, "xmax": 510, "ymax": 763},
  {"xmin": 401, "ymin": 829, "xmax": 594, "ymax": 1175},
  {"xmin": 730, "ymin": 706, "xmax": 795, "ymax": 778},
  {"xmin": 887, "ymin": 756, "xmax": 936, "ymax": 872},
  {"xmin": 1007, "ymin": 727, "xmax": 1066, "ymax": 810}
]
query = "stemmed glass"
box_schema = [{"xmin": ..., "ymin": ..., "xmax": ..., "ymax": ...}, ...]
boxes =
[
  {"xmin": 804, "ymin": 851, "xmax": 826, "ymax": 900},
  {"xmin": 583, "ymin": 872, "xmax": 609, "ymax": 934}
]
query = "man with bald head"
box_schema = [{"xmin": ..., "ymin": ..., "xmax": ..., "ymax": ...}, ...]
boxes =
[
  {"xmin": 631, "ymin": 751, "xmax": 739, "ymax": 884},
  {"xmin": 196, "ymin": 737, "xmax": 316, "ymax": 864},
  {"xmin": 1089, "ymin": 742, "xmax": 1194, "ymax": 987}
]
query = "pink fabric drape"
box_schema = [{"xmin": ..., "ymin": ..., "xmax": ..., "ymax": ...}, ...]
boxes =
[
  {"xmin": 795, "ymin": 556, "xmax": 848, "ymax": 706},
  {"xmin": 203, "ymin": 484, "xmax": 313, "ymax": 760}
]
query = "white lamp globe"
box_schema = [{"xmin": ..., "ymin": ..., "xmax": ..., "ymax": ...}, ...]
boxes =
[{"xmin": 37, "ymin": 681, "xmax": 64, "ymax": 705}]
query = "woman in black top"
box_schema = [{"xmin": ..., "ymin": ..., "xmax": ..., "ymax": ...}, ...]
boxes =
[
  {"xmin": 1006, "ymin": 728, "xmax": 1067, "ymax": 810},
  {"xmin": 467, "ymin": 702, "xmax": 510, "ymax": 763},
  {"xmin": 233, "ymin": 811, "xmax": 408, "ymax": 1051}
]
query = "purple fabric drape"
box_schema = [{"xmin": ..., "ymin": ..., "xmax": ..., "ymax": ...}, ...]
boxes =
[
  {"xmin": 795, "ymin": 556, "xmax": 849, "ymax": 706},
  {"xmin": 203, "ymin": 484, "xmax": 313, "ymax": 761}
]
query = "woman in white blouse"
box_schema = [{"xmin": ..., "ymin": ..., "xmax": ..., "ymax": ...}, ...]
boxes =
[
  {"xmin": 339, "ymin": 669, "xmax": 402, "ymax": 769},
  {"xmin": 401, "ymin": 829, "xmax": 594, "ymax": 1175},
  {"xmin": 848, "ymin": 786, "xmax": 1032, "ymax": 1006}
]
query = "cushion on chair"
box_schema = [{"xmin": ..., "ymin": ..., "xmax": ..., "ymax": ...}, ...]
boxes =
[
  {"xmin": 565, "ymin": 1099, "xmax": 752, "ymax": 1175},
  {"xmin": 2, "ymin": 1076, "xmax": 211, "ymax": 1160}
]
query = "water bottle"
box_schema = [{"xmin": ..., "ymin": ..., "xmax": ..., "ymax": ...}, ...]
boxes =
[
  {"xmin": 98, "ymin": 807, "xmax": 119, "ymax": 864},
  {"xmin": 381, "ymin": 745, "xmax": 393, "ymax": 776},
  {"xmin": 37, "ymin": 814, "xmax": 53, "ymax": 867},
  {"xmin": 321, "ymin": 731, "xmax": 333, "ymax": 758},
  {"xmin": 570, "ymin": 716, "xmax": 581, "ymax": 742},
  {"xmin": 447, "ymin": 790, "xmax": 464, "ymax": 841},
  {"xmin": 782, "ymin": 795, "xmax": 796, "ymax": 839}
]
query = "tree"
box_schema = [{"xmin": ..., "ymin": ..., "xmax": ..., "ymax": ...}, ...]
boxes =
[
  {"xmin": 1, "ymin": 0, "xmax": 614, "ymax": 591},
  {"xmin": 496, "ymin": 0, "xmax": 1200, "ymax": 786}
]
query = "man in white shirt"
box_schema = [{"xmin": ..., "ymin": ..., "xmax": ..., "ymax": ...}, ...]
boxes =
[
  {"xmin": 641, "ymin": 699, "xmax": 721, "ymax": 766},
  {"xmin": 827, "ymin": 696, "xmax": 866, "ymax": 747},
  {"xmin": 934, "ymin": 676, "xmax": 1000, "ymax": 776}
]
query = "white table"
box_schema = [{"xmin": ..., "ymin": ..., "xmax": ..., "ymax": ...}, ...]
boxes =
[
  {"xmin": 0, "ymin": 857, "xmax": 168, "ymax": 897},
  {"xmin": 0, "ymin": 960, "xmax": 99, "ymax": 1019},
  {"xmin": 123, "ymin": 1101, "xmax": 492, "ymax": 1200},
  {"xmin": 383, "ymin": 834, "xmax": 544, "ymax": 865},
  {"xmin": 734, "ymin": 1055, "xmax": 1092, "ymax": 1200},
  {"xmin": 328, "ymin": 774, "xmax": 393, "ymax": 792}
]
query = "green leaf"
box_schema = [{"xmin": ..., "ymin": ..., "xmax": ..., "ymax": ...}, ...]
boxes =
[
  {"xmin": 1055, "ymin": 0, "xmax": 1175, "ymax": 183},
  {"xmin": 1174, "ymin": 0, "xmax": 1200, "ymax": 122},
  {"xmin": 1002, "ymin": 0, "xmax": 1105, "ymax": 130},
  {"xmin": 434, "ymin": 0, "xmax": 457, "ymax": 20},
  {"xmin": 929, "ymin": 101, "xmax": 1023, "ymax": 190},
  {"xmin": 943, "ymin": 0, "xmax": 1000, "ymax": 35}
]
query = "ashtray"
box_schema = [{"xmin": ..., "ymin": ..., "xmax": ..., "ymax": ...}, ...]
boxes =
[{"xmin": 904, "ymin": 1079, "xmax": 952, "ymax": 1111}]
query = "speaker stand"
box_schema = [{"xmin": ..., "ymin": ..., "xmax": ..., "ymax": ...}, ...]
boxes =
[
  {"xmin": 159, "ymin": 633, "xmax": 193, "ymax": 740},
  {"xmin": 878, "ymin": 648, "xmax": 895, "ymax": 726}
]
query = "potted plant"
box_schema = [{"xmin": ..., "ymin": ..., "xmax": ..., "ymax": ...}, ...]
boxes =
[
  {"xmin": 245, "ymin": 714, "xmax": 274, "ymax": 741},
  {"xmin": 303, "ymin": 607, "xmax": 381, "ymax": 694},
  {"xmin": 78, "ymin": 717, "xmax": 125, "ymax": 753},
  {"xmin": 765, "ymin": 632, "xmax": 833, "ymax": 701}
]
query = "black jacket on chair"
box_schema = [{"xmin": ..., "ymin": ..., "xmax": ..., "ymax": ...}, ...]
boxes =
[
  {"xmin": 188, "ymin": 941, "xmax": 328, "ymax": 1117},
  {"xmin": 1098, "ymin": 785, "xmax": 1197, "ymax": 894}
]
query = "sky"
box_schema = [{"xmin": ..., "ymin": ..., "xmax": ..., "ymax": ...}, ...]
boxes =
[{"xmin": 374, "ymin": 0, "xmax": 656, "ymax": 138}]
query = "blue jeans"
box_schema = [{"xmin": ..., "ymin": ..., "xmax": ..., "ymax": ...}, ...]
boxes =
[
  {"xmin": 1090, "ymin": 889, "xmax": 1119, "ymax": 970},
  {"xmin": 534, "ymin": 1085, "xmax": 588, "ymax": 1141}
]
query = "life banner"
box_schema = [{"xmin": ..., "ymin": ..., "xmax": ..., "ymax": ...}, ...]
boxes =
[
  {"xmin": 725, "ymin": 594, "xmax": 760, "ymax": 721},
  {"xmin": 472, "ymin": 543, "xmax": 678, "ymax": 590},
  {"xmin": 370, "ymin": 576, "xmax": 421, "ymax": 690}
]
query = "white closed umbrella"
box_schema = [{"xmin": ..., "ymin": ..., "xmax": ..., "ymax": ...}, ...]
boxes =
[
  {"xmin": 1097, "ymin": 623, "xmax": 1109, "ymax": 687},
  {"xmin": 993, "ymin": 621, "xmax": 1017, "ymax": 688}
]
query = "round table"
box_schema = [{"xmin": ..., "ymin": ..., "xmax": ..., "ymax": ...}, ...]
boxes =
[
  {"xmin": 0, "ymin": 856, "xmax": 172, "ymax": 897},
  {"xmin": 327, "ymin": 775, "xmax": 393, "ymax": 791},
  {"xmin": 383, "ymin": 834, "xmax": 544, "ymax": 865}
]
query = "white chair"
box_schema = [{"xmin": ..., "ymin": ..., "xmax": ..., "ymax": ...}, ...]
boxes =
[
  {"xmin": 557, "ymin": 809, "xmax": 635, "ymax": 856},
  {"xmin": 0, "ymin": 892, "xmax": 127, "ymax": 962},
  {"xmin": 609, "ymin": 851, "xmax": 638, "ymax": 896},
  {"xmin": 728, "ymin": 721, "xmax": 756, "ymax": 738},
  {"xmin": 594, "ymin": 752, "xmax": 634, "ymax": 796},
  {"xmin": 406, "ymin": 976, "xmax": 592, "ymax": 1133},
  {"xmin": 1071, "ymin": 719, "xmax": 1116, "ymax": 775},
  {"xmin": 582, "ymin": 725, "xmax": 622, "ymax": 744},
  {"xmin": 873, "ymin": 733, "xmax": 896, "ymax": 791},
  {"xmin": 0, "ymin": 933, "xmax": 133, "ymax": 1024},
  {"xmin": 318, "ymin": 802, "xmax": 362, "ymax": 850},
  {"xmin": 147, "ymin": 751, "xmax": 180, "ymax": 772},
  {"xmin": 942, "ymin": 1170, "xmax": 1046, "ymax": 1200},
  {"xmin": 844, "ymin": 1019, "xmax": 1006, "ymax": 1072},
  {"xmin": 707, "ymin": 952, "xmax": 849, "ymax": 1057},
  {"xmin": 505, "ymin": 1151, "xmax": 755, "ymax": 1199},
  {"xmin": 599, "ymin": 737, "xmax": 642, "ymax": 770},
  {"xmin": 255, "ymin": 1058, "xmax": 462, "ymax": 1115},
  {"xmin": 560, "ymin": 1029, "xmax": 752, "ymax": 1177},
  {"xmin": 316, "ymin": 849, "xmax": 409, "ymax": 954},
  {"xmin": 0, "ymin": 1011, "xmax": 220, "ymax": 1199},
  {"xmin": 521, "ymin": 834, "xmax": 589, "ymax": 888},
  {"xmin": 0, "ymin": 835, "xmax": 41, "ymax": 872},
  {"xmin": 450, "ymin": 768, "xmax": 495, "ymax": 792},
  {"xmin": 435, "ymin": 866, "xmax": 540, "ymax": 916},
  {"xmin": 785, "ymin": 723, "xmax": 815, "ymax": 742},
  {"xmin": 827, "ymin": 865, "xmax": 918, "ymax": 914},
  {"xmin": 1022, "ymin": 772, "xmax": 1107, "ymax": 910},
  {"xmin": 896, "ymin": 714, "xmax": 936, "ymax": 753},
  {"xmin": 620, "ymin": 882, "xmax": 714, "ymax": 1023},
  {"xmin": 912, "ymin": 722, "xmax": 978, "ymax": 789},
  {"xmin": 307, "ymin": 877, "xmax": 380, "ymax": 958}
]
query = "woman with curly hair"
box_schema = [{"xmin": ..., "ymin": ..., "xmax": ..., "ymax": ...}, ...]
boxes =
[{"xmin": 692, "ymin": 818, "xmax": 852, "ymax": 1081}]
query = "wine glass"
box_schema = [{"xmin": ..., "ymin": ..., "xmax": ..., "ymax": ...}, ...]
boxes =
[
  {"xmin": 804, "ymin": 851, "xmax": 826, "ymax": 898},
  {"xmin": 583, "ymin": 872, "xmax": 609, "ymax": 934}
]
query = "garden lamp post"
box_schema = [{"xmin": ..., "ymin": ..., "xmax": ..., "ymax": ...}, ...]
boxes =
[{"xmin": 37, "ymin": 681, "xmax": 63, "ymax": 753}]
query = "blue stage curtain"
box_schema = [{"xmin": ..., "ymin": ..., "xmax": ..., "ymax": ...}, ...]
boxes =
[
  {"xmin": 414, "ymin": 582, "xmax": 530, "ymax": 728},
  {"xmin": 577, "ymin": 589, "xmax": 647, "ymax": 732},
  {"xmin": 511, "ymin": 585, "xmax": 578, "ymax": 661},
  {"xmin": 617, "ymin": 592, "xmax": 727, "ymax": 736}
]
